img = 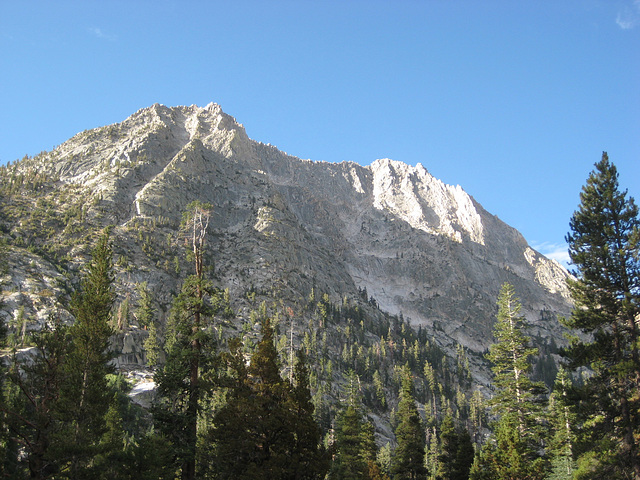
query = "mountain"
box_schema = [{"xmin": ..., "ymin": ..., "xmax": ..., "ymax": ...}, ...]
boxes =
[{"xmin": 0, "ymin": 102, "xmax": 571, "ymax": 405}]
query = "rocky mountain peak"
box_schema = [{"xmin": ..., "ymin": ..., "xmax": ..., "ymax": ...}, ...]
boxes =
[
  {"xmin": 1, "ymin": 103, "xmax": 572, "ymax": 362},
  {"xmin": 369, "ymin": 158, "xmax": 485, "ymax": 245}
]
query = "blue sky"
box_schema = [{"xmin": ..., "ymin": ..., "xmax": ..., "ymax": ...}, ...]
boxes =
[{"xmin": 1, "ymin": 1, "xmax": 639, "ymax": 267}]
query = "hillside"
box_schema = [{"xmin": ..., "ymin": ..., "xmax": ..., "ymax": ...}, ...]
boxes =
[{"xmin": 0, "ymin": 102, "xmax": 572, "ymax": 437}]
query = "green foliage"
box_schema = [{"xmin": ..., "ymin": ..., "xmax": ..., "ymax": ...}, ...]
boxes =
[
  {"xmin": 54, "ymin": 229, "xmax": 116, "ymax": 477},
  {"xmin": 136, "ymin": 282, "xmax": 161, "ymax": 367},
  {"xmin": 153, "ymin": 274, "xmax": 224, "ymax": 477},
  {"xmin": 3, "ymin": 318, "xmax": 69, "ymax": 478},
  {"xmin": 331, "ymin": 404, "xmax": 369, "ymax": 479},
  {"xmin": 392, "ymin": 367, "xmax": 427, "ymax": 480},
  {"xmin": 546, "ymin": 367, "xmax": 577, "ymax": 480},
  {"xmin": 207, "ymin": 320, "xmax": 328, "ymax": 479},
  {"xmin": 486, "ymin": 283, "xmax": 546, "ymax": 435},
  {"xmin": 470, "ymin": 415, "xmax": 545, "ymax": 480},
  {"xmin": 563, "ymin": 152, "xmax": 640, "ymax": 477},
  {"xmin": 472, "ymin": 283, "xmax": 547, "ymax": 480},
  {"xmin": 435, "ymin": 416, "xmax": 473, "ymax": 480}
]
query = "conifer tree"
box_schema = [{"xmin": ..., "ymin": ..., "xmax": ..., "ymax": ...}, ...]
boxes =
[
  {"xmin": 55, "ymin": 230, "xmax": 116, "ymax": 477},
  {"xmin": 92, "ymin": 394, "xmax": 128, "ymax": 479},
  {"xmin": 153, "ymin": 201, "xmax": 232, "ymax": 479},
  {"xmin": 0, "ymin": 258, "xmax": 13, "ymax": 476},
  {"xmin": 331, "ymin": 404, "xmax": 369, "ymax": 479},
  {"xmin": 471, "ymin": 283, "xmax": 546, "ymax": 480},
  {"xmin": 563, "ymin": 152, "xmax": 640, "ymax": 478},
  {"xmin": 3, "ymin": 318, "xmax": 69, "ymax": 479},
  {"xmin": 136, "ymin": 282, "xmax": 160, "ymax": 367},
  {"xmin": 546, "ymin": 367, "xmax": 576, "ymax": 480},
  {"xmin": 208, "ymin": 320, "xmax": 327, "ymax": 479},
  {"xmin": 436, "ymin": 415, "xmax": 473, "ymax": 480},
  {"xmin": 289, "ymin": 349, "xmax": 330, "ymax": 479},
  {"xmin": 485, "ymin": 283, "xmax": 546, "ymax": 433},
  {"xmin": 243, "ymin": 318, "xmax": 295, "ymax": 478},
  {"xmin": 203, "ymin": 338, "xmax": 252, "ymax": 479},
  {"xmin": 392, "ymin": 367, "xmax": 427, "ymax": 480}
]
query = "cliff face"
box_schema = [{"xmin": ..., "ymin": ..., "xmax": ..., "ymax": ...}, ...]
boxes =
[{"xmin": 0, "ymin": 103, "xmax": 571, "ymax": 364}]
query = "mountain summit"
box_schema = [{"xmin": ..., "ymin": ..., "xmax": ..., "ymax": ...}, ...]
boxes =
[{"xmin": 1, "ymin": 102, "xmax": 570, "ymax": 372}]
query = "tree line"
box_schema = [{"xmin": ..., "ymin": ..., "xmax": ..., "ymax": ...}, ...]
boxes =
[{"xmin": 0, "ymin": 152, "xmax": 638, "ymax": 479}]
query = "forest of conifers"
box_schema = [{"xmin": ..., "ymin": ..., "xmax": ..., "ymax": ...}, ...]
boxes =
[{"xmin": 0, "ymin": 153, "xmax": 638, "ymax": 479}]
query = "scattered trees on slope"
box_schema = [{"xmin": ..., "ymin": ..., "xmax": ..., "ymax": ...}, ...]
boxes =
[{"xmin": 4, "ymin": 151, "xmax": 638, "ymax": 479}]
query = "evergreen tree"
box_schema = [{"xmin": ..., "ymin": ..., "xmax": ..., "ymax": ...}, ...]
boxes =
[
  {"xmin": 0, "ymin": 251, "xmax": 14, "ymax": 477},
  {"xmin": 135, "ymin": 281, "xmax": 154, "ymax": 329},
  {"xmin": 546, "ymin": 367, "xmax": 576, "ymax": 480},
  {"xmin": 243, "ymin": 318, "xmax": 296, "ymax": 478},
  {"xmin": 392, "ymin": 367, "xmax": 427, "ymax": 480},
  {"xmin": 153, "ymin": 274, "xmax": 220, "ymax": 478},
  {"xmin": 55, "ymin": 230, "xmax": 116, "ymax": 477},
  {"xmin": 472, "ymin": 283, "xmax": 546, "ymax": 480},
  {"xmin": 331, "ymin": 404, "xmax": 369, "ymax": 479},
  {"xmin": 563, "ymin": 152, "xmax": 640, "ymax": 478},
  {"xmin": 204, "ymin": 337, "xmax": 253, "ymax": 479},
  {"xmin": 470, "ymin": 414, "xmax": 544, "ymax": 480},
  {"xmin": 485, "ymin": 283, "xmax": 546, "ymax": 433},
  {"xmin": 3, "ymin": 318, "xmax": 69, "ymax": 479},
  {"xmin": 436, "ymin": 416, "xmax": 473, "ymax": 480},
  {"xmin": 208, "ymin": 319, "xmax": 326, "ymax": 479},
  {"xmin": 153, "ymin": 201, "xmax": 232, "ymax": 479},
  {"xmin": 125, "ymin": 431, "xmax": 175, "ymax": 480},
  {"xmin": 92, "ymin": 394, "xmax": 129, "ymax": 479},
  {"xmin": 137, "ymin": 282, "xmax": 160, "ymax": 367},
  {"xmin": 289, "ymin": 349, "xmax": 330, "ymax": 479}
]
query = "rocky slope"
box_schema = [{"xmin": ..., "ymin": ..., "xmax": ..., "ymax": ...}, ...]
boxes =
[{"xmin": 0, "ymin": 103, "xmax": 572, "ymax": 386}]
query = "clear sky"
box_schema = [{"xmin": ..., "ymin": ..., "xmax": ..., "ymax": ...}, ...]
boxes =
[{"xmin": 1, "ymin": 1, "xmax": 638, "ymax": 267}]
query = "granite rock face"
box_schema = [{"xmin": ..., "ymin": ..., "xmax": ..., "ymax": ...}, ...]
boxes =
[{"xmin": 1, "ymin": 103, "xmax": 572, "ymax": 363}]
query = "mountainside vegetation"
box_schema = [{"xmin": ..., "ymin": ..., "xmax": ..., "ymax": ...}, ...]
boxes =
[{"xmin": 0, "ymin": 104, "xmax": 636, "ymax": 478}]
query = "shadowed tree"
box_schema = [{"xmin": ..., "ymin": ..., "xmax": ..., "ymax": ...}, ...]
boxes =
[
  {"xmin": 153, "ymin": 201, "xmax": 233, "ymax": 479},
  {"xmin": 208, "ymin": 320, "xmax": 327, "ymax": 479},
  {"xmin": 54, "ymin": 230, "xmax": 116, "ymax": 478},
  {"xmin": 392, "ymin": 367, "xmax": 427, "ymax": 480},
  {"xmin": 563, "ymin": 152, "xmax": 640, "ymax": 479}
]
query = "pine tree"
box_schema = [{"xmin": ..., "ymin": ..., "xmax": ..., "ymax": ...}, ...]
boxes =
[
  {"xmin": 55, "ymin": 230, "xmax": 116, "ymax": 477},
  {"xmin": 244, "ymin": 318, "xmax": 295, "ymax": 478},
  {"xmin": 92, "ymin": 394, "xmax": 129, "ymax": 479},
  {"xmin": 3, "ymin": 318, "xmax": 69, "ymax": 479},
  {"xmin": 136, "ymin": 282, "xmax": 161, "ymax": 368},
  {"xmin": 134, "ymin": 281, "xmax": 154, "ymax": 329},
  {"xmin": 289, "ymin": 349, "xmax": 330, "ymax": 479},
  {"xmin": 472, "ymin": 283, "xmax": 546, "ymax": 480},
  {"xmin": 331, "ymin": 404, "xmax": 368, "ymax": 479},
  {"xmin": 0, "ymin": 254, "xmax": 15, "ymax": 476},
  {"xmin": 486, "ymin": 283, "xmax": 545, "ymax": 431},
  {"xmin": 392, "ymin": 367, "xmax": 427, "ymax": 480},
  {"xmin": 436, "ymin": 416, "xmax": 473, "ymax": 480},
  {"xmin": 153, "ymin": 274, "xmax": 220, "ymax": 478},
  {"xmin": 563, "ymin": 152, "xmax": 640, "ymax": 478},
  {"xmin": 153, "ymin": 201, "xmax": 232, "ymax": 479},
  {"xmin": 204, "ymin": 337, "xmax": 253, "ymax": 479},
  {"xmin": 208, "ymin": 320, "xmax": 327, "ymax": 479},
  {"xmin": 546, "ymin": 367, "xmax": 576, "ymax": 480}
]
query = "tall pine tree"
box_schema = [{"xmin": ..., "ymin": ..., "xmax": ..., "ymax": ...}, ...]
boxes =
[
  {"xmin": 392, "ymin": 367, "xmax": 427, "ymax": 480},
  {"xmin": 4, "ymin": 319, "xmax": 69, "ymax": 479},
  {"xmin": 55, "ymin": 229, "xmax": 116, "ymax": 478},
  {"xmin": 546, "ymin": 367, "xmax": 577, "ymax": 480},
  {"xmin": 208, "ymin": 320, "xmax": 327, "ymax": 479},
  {"xmin": 153, "ymin": 202, "xmax": 228, "ymax": 479},
  {"xmin": 471, "ymin": 283, "xmax": 546, "ymax": 480},
  {"xmin": 436, "ymin": 415, "xmax": 473, "ymax": 480},
  {"xmin": 563, "ymin": 152, "xmax": 640, "ymax": 478}
]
